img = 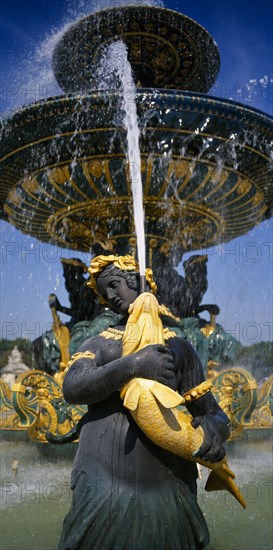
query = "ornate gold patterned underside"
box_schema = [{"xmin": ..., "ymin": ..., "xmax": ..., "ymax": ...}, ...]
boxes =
[
  {"xmin": 1, "ymin": 91, "xmax": 272, "ymax": 258},
  {"xmin": 3, "ymin": 155, "xmax": 267, "ymax": 255}
]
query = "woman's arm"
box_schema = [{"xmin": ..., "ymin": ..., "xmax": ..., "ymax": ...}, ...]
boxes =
[
  {"xmin": 173, "ymin": 338, "xmax": 231, "ymax": 462},
  {"xmin": 63, "ymin": 339, "xmax": 178, "ymax": 405},
  {"xmin": 49, "ymin": 293, "xmax": 74, "ymax": 317}
]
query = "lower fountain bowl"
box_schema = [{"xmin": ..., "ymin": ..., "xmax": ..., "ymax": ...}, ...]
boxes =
[{"xmin": 1, "ymin": 90, "xmax": 272, "ymax": 258}]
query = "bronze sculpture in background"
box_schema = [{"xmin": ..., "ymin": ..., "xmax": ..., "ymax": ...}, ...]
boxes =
[{"xmin": 32, "ymin": 258, "xmax": 120, "ymax": 376}]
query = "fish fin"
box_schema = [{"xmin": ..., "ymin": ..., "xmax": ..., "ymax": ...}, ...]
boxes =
[
  {"xmin": 222, "ymin": 462, "xmax": 236, "ymax": 479},
  {"xmin": 205, "ymin": 471, "xmax": 246, "ymax": 509},
  {"xmin": 150, "ymin": 382, "xmax": 184, "ymax": 408},
  {"xmin": 123, "ymin": 382, "xmax": 141, "ymax": 411}
]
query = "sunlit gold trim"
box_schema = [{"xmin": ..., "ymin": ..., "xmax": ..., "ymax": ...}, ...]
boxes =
[
  {"xmin": 64, "ymin": 350, "xmax": 96, "ymax": 375},
  {"xmin": 81, "ymin": 161, "xmax": 103, "ymax": 197},
  {"xmin": 177, "ymin": 165, "xmax": 193, "ymax": 194},
  {"xmin": 0, "ymin": 127, "xmax": 123, "ymax": 164},
  {"xmin": 100, "ymin": 327, "xmax": 124, "ymax": 340},
  {"xmin": 47, "ymin": 166, "xmax": 91, "ymax": 201},
  {"xmin": 144, "ymin": 156, "xmax": 154, "ymax": 195},
  {"xmin": 158, "ymin": 159, "xmax": 176, "ymax": 197},
  {"xmin": 103, "ymin": 160, "xmax": 118, "ymax": 195},
  {"xmin": 182, "ymin": 380, "xmax": 213, "ymax": 404},
  {"xmin": 163, "ymin": 328, "xmax": 177, "ymax": 340},
  {"xmin": 201, "ymin": 172, "xmax": 237, "ymax": 202},
  {"xmin": 183, "ymin": 164, "xmax": 215, "ymax": 200}
]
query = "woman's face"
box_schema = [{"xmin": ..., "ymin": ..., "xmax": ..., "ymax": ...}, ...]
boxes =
[{"xmin": 96, "ymin": 271, "xmax": 138, "ymax": 315}]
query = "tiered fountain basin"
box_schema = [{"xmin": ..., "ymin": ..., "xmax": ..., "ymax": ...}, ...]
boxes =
[
  {"xmin": 1, "ymin": 91, "xmax": 272, "ymax": 259},
  {"xmin": 1, "ymin": 5, "xmax": 272, "ymax": 447}
]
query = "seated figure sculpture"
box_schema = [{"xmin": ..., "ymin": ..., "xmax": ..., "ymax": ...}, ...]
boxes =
[
  {"xmin": 59, "ymin": 255, "xmax": 231, "ymax": 550},
  {"xmin": 32, "ymin": 258, "xmax": 121, "ymax": 374}
]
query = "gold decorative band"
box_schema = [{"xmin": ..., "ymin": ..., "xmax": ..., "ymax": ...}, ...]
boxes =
[
  {"xmin": 159, "ymin": 304, "xmax": 181, "ymax": 323},
  {"xmin": 11, "ymin": 383, "xmax": 26, "ymax": 394},
  {"xmin": 64, "ymin": 351, "xmax": 96, "ymax": 375},
  {"xmin": 100, "ymin": 327, "xmax": 124, "ymax": 340},
  {"xmin": 243, "ymin": 382, "xmax": 258, "ymax": 391},
  {"xmin": 163, "ymin": 328, "xmax": 177, "ymax": 340},
  {"xmin": 100, "ymin": 327, "xmax": 177, "ymax": 341},
  {"xmin": 182, "ymin": 380, "xmax": 213, "ymax": 404}
]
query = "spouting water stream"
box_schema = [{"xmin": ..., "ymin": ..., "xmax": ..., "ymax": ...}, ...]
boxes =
[{"xmin": 101, "ymin": 41, "xmax": 146, "ymax": 289}]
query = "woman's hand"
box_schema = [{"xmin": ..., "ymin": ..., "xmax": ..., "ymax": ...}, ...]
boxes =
[
  {"xmin": 132, "ymin": 344, "xmax": 180, "ymax": 391},
  {"xmin": 191, "ymin": 414, "xmax": 230, "ymax": 463}
]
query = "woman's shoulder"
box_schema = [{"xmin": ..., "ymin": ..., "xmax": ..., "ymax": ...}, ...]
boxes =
[{"xmin": 77, "ymin": 324, "xmax": 125, "ymax": 352}]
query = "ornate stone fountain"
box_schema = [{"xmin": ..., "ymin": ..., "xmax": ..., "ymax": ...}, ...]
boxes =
[{"xmin": 0, "ymin": 6, "xmax": 272, "ymax": 443}]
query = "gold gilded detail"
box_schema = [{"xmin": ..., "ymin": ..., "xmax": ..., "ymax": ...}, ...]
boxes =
[
  {"xmin": 22, "ymin": 177, "xmax": 40, "ymax": 194},
  {"xmin": 200, "ymin": 323, "xmax": 216, "ymax": 337},
  {"xmin": 163, "ymin": 328, "xmax": 178, "ymax": 340},
  {"xmin": 0, "ymin": 379, "xmax": 23, "ymax": 430},
  {"xmin": 252, "ymin": 191, "xmax": 264, "ymax": 205},
  {"xmin": 64, "ymin": 351, "xmax": 96, "ymax": 375},
  {"xmin": 81, "ymin": 161, "xmax": 103, "ymax": 196},
  {"xmin": 237, "ymin": 179, "xmax": 252, "ymax": 195},
  {"xmin": 212, "ymin": 368, "xmax": 258, "ymax": 434},
  {"xmin": 49, "ymin": 298, "xmax": 70, "ymax": 386},
  {"xmin": 100, "ymin": 328, "xmax": 124, "ymax": 340},
  {"xmin": 8, "ymin": 188, "xmax": 21, "ymax": 206},
  {"xmin": 9, "ymin": 370, "xmax": 86, "ymax": 442},
  {"xmin": 11, "ymin": 383, "xmax": 27, "ymax": 394},
  {"xmin": 48, "ymin": 166, "xmax": 70, "ymax": 185},
  {"xmin": 159, "ymin": 304, "xmax": 181, "ymax": 323},
  {"xmin": 141, "ymin": 158, "xmax": 148, "ymax": 173},
  {"xmin": 88, "ymin": 160, "xmax": 104, "ymax": 179},
  {"xmin": 182, "ymin": 380, "xmax": 213, "ymax": 404}
]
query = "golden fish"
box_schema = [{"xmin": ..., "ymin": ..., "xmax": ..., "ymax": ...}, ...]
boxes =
[{"xmin": 120, "ymin": 292, "xmax": 246, "ymax": 509}]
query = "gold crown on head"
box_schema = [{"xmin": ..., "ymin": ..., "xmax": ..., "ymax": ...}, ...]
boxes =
[{"xmin": 87, "ymin": 254, "xmax": 157, "ymax": 302}]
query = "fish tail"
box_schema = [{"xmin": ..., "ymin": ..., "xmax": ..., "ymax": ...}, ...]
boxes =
[
  {"xmin": 205, "ymin": 470, "xmax": 246, "ymax": 509},
  {"xmin": 120, "ymin": 380, "xmax": 141, "ymax": 411}
]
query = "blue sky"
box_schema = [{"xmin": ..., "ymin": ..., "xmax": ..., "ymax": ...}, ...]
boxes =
[{"xmin": 0, "ymin": 0, "xmax": 272, "ymax": 346}]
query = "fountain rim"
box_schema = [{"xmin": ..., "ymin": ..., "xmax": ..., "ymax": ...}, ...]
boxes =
[
  {"xmin": 1, "ymin": 89, "xmax": 273, "ymax": 125},
  {"xmin": 55, "ymin": 4, "xmax": 220, "ymax": 48}
]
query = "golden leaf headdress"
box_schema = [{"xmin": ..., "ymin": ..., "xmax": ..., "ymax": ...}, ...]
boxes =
[{"xmin": 87, "ymin": 254, "xmax": 157, "ymax": 302}]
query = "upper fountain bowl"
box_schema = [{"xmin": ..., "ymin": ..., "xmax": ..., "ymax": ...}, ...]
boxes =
[{"xmin": 52, "ymin": 6, "xmax": 220, "ymax": 94}]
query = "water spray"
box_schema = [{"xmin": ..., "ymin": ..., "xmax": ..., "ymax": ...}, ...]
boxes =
[{"xmin": 103, "ymin": 41, "xmax": 147, "ymax": 288}]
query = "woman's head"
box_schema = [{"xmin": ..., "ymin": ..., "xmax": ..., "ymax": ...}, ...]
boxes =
[
  {"xmin": 96, "ymin": 265, "xmax": 139, "ymax": 314},
  {"xmin": 87, "ymin": 255, "xmax": 157, "ymax": 314}
]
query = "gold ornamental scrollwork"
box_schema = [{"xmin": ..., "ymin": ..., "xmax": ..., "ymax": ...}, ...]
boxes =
[
  {"xmin": 10, "ymin": 370, "xmax": 86, "ymax": 443},
  {"xmin": 45, "ymin": 196, "xmax": 224, "ymax": 254},
  {"xmin": 0, "ymin": 378, "xmax": 24, "ymax": 430},
  {"xmin": 247, "ymin": 374, "xmax": 273, "ymax": 429},
  {"xmin": 212, "ymin": 367, "xmax": 258, "ymax": 438}
]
